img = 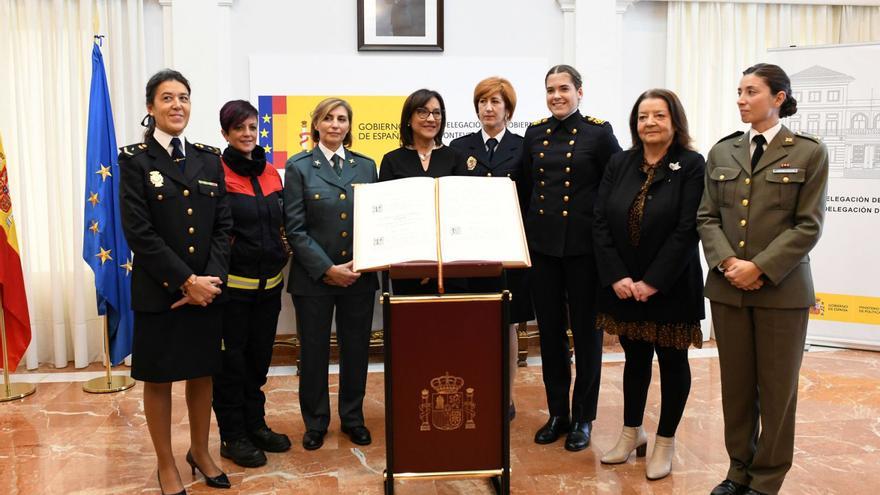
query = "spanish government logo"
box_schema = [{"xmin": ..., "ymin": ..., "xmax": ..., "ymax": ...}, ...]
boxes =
[{"xmin": 420, "ymin": 372, "xmax": 476, "ymax": 432}]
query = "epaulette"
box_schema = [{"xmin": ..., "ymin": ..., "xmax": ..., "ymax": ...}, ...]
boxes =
[
  {"xmin": 584, "ymin": 115, "xmax": 607, "ymax": 126},
  {"xmin": 529, "ymin": 117, "xmax": 550, "ymax": 127},
  {"xmin": 794, "ymin": 131, "xmax": 821, "ymax": 143},
  {"xmin": 347, "ymin": 149, "xmax": 376, "ymax": 163},
  {"xmin": 119, "ymin": 143, "xmax": 148, "ymax": 156},
  {"xmin": 290, "ymin": 150, "xmax": 311, "ymax": 162},
  {"xmin": 716, "ymin": 131, "xmax": 744, "ymax": 144},
  {"xmin": 192, "ymin": 142, "xmax": 221, "ymax": 155}
]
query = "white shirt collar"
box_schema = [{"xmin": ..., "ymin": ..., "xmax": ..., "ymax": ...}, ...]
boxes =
[
  {"xmin": 318, "ymin": 141, "xmax": 346, "ymax": 163},
  {"xmin": 481, "ymin": 128, "xmax": 506, "ymax": 146},
  {"xmin": 749, "ymin": 121, "xmax": 782, "ymax": 148},
  {"xmin": 152, "ymin": 127, "xmax": 186, "ymax": 157}
]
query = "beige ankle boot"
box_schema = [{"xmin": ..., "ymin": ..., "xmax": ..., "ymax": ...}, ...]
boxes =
[
  {"xmin": 600, "ymin": 425, "xmax": 647, "ymax": 464},
  {"xmin": 646, "ymin": 435, "xmax": 675, "ymax": 480}
]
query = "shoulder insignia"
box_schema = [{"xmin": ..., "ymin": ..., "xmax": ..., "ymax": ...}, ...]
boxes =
[
  {"xmin": 119, "ymin": 143, "xmax": 147, "ymax": 157},
  {"xmin": 347, "ymin": 149, "xmax": 376, "ymax": 163},
  {"xmin": 716, "ymin": 131, "xmax": 745, "ymax": 144},
  {"xmin": 192, "ymin": 142, "xmax": 221, "ymax": 155},
  {"xmin": 584, "ymin": 115, "xmax": 606, "ymax": 126},
  {"xmin": 795, "ymin": 131, "xmax": 821, "ymax": 143},
  {"xmin": 530, "ymin": 117, "xmax": 550, "ymax": 127},
  {"xmin": 290, "ymin": 150, "xmax": 312, "ymax": 162}
]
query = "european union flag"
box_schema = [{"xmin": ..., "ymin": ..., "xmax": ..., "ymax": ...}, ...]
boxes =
[{"xmin": 82, "ymin": 41, "xmax": 133, "ymax": 366}]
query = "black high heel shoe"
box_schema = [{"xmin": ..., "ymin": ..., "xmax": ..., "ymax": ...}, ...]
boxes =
[
  {"xmin": 185, "ymin": 450, "xmax": 231, "ymax": 489},
  {"xmin": 158, "ymin": 473, "xmax": 187, "ymax": 495}
]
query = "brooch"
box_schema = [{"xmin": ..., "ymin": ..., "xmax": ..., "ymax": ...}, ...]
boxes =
[
  {"xmin": 149, "ymin": 170, "xmax": 164, "ymax": 188},
  {"xmin": 466, "ymin": 156, "xmax": 477, "ymax": 170},
  {"xmin": 668, "ymin": 162, "xmax": 681, "ymax": 171}
]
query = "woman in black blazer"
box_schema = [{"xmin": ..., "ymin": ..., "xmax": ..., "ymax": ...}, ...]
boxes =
[
  {"xmin": 593, "ymin": 89, "xmax": 705, "ymax": 480},
  {"xmin": 119, "ymin": 70, "xmax": 232, "ymax": 494},
  {"xmin": 449, "ymin": 76, "xmax": 533, "ymax": 420}
]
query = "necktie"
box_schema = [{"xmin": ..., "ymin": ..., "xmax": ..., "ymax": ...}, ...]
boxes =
[
  {"xmin": 751, "ymin": 134, "xmax": 766, "ymax": 168},
  {"xmin": 332, "ymin": 154, "xmax": 343, "ymax": 177},
  {"xmin": 486, "ymin": 137, "xmax": 498, "ymax": 163},
  {"xmin": 170, "ymin": 137, "xmax": 185, "ymax": 173}
]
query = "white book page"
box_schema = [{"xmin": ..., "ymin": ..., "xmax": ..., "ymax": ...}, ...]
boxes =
[
  {"xmin": 353, "ymin": 177, "xmax": 439, "ymax": 271},
  {"xmin": 437, "ymin": 176, "xmax": 529, "ymax": 266}
]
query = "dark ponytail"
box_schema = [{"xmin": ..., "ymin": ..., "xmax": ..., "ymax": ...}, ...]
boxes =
[
  {"xmin": 142, "ymin": 69, "xmax": 191, "ymax": 141},
  {"xmin": 743, "ymin": 63, "xmax": 797, "ymax": 118}
]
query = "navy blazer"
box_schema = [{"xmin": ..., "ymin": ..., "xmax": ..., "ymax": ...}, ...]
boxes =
[
  {"xmin": 449, "ymin": 130, "xmax": 523, "ymax": 180},
  {"xmin": 592, "ymin": 146, "xmax": 706, "ymax": 323}
]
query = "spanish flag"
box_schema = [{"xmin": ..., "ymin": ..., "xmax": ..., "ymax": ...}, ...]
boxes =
[{"xmin": 0, "ymin": 132, "xmax": 31, "ymax": 371}]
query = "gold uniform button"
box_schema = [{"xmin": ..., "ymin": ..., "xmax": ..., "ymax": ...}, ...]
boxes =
[
  {"xmin": 564, "ymin": 181, "xmax": 571, "ymax": 187},
  {"xmin": 188, "ymin": 246, "xmax": 195, "ymax": 254},
  {"xmin": 539, "ymin": 181, "xmax": 545, "ymax": 187},
  {"xmin": 538, "ymin": 209, "xmax": 544, "ymax": 215},
  {"xmin": 539, "ymin": 152, "xmax": 545, "ymax": 159},
  {"xmin": 719, "ymin": 174, "xmax": 725, "ymax": 180},
  {"xmin": 572, "ymin": 128, "xmax": 578, "ymax": 134},
  {"xmin": 745, "ymin": 178, "xmax": 751, "ymax": 185},
  {"xmin": 543, "ymin": 140, "xmax": 549, "ymax": 146},
  {"xmin": 341, "ymin": 231, "xmax": 348, "ymax": 238},
  {"xmin": 187, "ymin": 208, "xmax": 193, "ymax": 215},
  {"xmin": 183, "ymin": 189, "xmax": 190, "ymax": 197},
  {"xmin": 341, "ymin": 250, "xmax": 347, "ymax": 257},
  {"xmin": 563, "ymin": 195, "xmax": 570, "ymax": 202},
  {"xmin": 340, "ymin": 193, "xmax": 347, "ymax": 200},
  {"xmin": 740, "ymin": 219, "xmax": 747, "ymax": 227},
  {"xmin": 340, "ymin": 212, "xmax": 348, "ymax": 220},
  {"xmin": 539, "ymin": 195, "xmax": 545, "ymax": 201},
  {"xmin": 210, "ymin": 191, "xmax": 214, "ymax": 197},
  {"xmin": 782, "ymin": 176, "xmax": 790, "ymax": 183},
  {"xmin": 539, "ymin": 168, "xmax": 544, "ymax": 173},
  {"xmin": 188, "ymin": 227, "xmax": 195, "ymax": 234},
  {"xmin": 569, "ymin": 140, "xmax": 575, "ymax": 145},
  {"xmin": 565, "ymin": 167, "xmax": 571, "ymax": 173},
  {"xmin": 507, "ymin": 173, "xmax": 511, "ymax": 177},
  {"xmin": 162, "ymin": 282, "xmax": 169, "ymax": 288},
  {"xmin": 738, "ymin": 240, "xmax": 745, "ymax": 248},
  {"xmin": 741, "ymin": 199, "xmax": 749, "ymax": 207},
  {"xmin": 546, "ymin": 129, "xmax": 552, "ymax": 135},
  {"xmin": 562, "ymin": 210, "xmax": 568, "ymax": 217},
  {"xmin": 487, "ymin": 172, "xmax": 492, "ymax": 177},
  {"xmin": 566, "ymin": 152, "xmax": 572, "ymax": 158},
  {"xmin": 314, "ymin": 194, "xmax": 320, "ymax": 200},
  {"xmin": 157, "ymin": 194, "xmax": 164, "ymax": 200}
]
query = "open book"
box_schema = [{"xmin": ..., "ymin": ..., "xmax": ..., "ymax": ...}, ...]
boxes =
[{"xmin": 352, "ymin": 176, "xmax": 531, "ymax": 272}]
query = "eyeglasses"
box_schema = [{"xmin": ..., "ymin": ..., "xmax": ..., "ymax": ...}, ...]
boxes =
[{"xmin": 414, "ymin": 108, "xmax": 443, "ymax": 120}]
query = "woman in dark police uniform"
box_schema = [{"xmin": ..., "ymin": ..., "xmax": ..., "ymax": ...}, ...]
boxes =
[
  {"xmin": 593, "ymin": 89, "xmax": 705, "ymax": 480},
  {"xmin": 449, "ymin": 76, "xmax": 533, "ymax": 419},
  {"xmin": 284, "ymin": 98, "xmax": 379, "ymax": 451},
  {"xmin": 518, "ymin": 64, "xmax": 621, "ymax": 452},
  {"xmin": 119, "ymin": 70, "xmax": 232, "ymax": 494},
  {"xmin": 699, "ymin": 64, "xmax": 828, "ymax": 495},
  {"xmin": 378, "ymin": 88, "xmax": 468, "ymax": 295},
  {"xmin": 211, "ymin": 100, "xmax": 291, "ymax": 469}
]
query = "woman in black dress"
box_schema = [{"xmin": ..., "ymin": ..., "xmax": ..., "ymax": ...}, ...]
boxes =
[
  {"xmin": 449, "ymin": 77, "xmax": 533, "ymax": 419},
  {"xmin": 378, "ymin": 88, "xmax": 468, "ymax": 294},
  {"xmin": 119, "ymin": 70, "xmax": 232, "ymax": 495}
]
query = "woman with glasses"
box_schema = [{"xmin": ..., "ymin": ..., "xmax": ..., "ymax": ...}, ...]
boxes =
[{"xmin": 378, "ymin": 88, "xmax": 468, "ymax": 295}]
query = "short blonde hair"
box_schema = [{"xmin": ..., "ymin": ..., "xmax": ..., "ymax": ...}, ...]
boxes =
[
  {"xmin": 473, "ymin": 77, "xmax": 517, "ymax": 120},
  {"xmin": 310, "ymin": 98, "xmax": 354, "ymax": 147}
]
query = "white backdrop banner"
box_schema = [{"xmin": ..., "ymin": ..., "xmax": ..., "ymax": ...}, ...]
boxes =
[{"xmin": 769, "ymin": 42, "xmax": 880, "ymax": 350}]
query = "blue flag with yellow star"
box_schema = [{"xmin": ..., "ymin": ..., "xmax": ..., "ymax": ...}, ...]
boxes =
[{"xmin": 82, "ymin": 41, "xmax": 133, "ymax": 366}]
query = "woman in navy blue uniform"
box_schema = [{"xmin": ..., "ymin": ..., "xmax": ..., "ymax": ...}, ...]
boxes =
[
  {"xmin": 211, "ymin": 100, "xmax": 291, "ymax": 468},
  {"xmin": 284, "ymin": 98, "xmax": 379, "ymax": 451},
  {"xmin": 119, "ymin": 69, "xmax": 232, "ymax": 494},
  {"xmin": 449, "ymin": 76, "xmax": 533, "ymax": 419},
  {"xmin": 593, "ymin": 89, "xmax": 705, "ymax": 480}
]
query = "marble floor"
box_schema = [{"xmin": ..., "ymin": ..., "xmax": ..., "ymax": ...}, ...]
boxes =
[{"xmin": 0, "ymin": 346, "xmax": 878, "ymax": 494}]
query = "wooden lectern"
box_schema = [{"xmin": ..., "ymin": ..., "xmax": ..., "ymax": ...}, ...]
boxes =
[{"xmin": 381, "ymin": 262, "xmax": 511, "ymax": 495}]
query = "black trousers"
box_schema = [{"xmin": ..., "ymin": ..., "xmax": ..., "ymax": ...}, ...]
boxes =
[
  {"xmin": 530, "ymin": 252, "xmax": 603, "ymax": 421},
  {"xmin": 619, "ymin": 335, "xmax": 691, "ymax": 437},
  {"xmin": 212, "ymin": 287, "xmax": 281, "ymax": 441},
  {"xmin": 292, "ymin": 291, "xmax": 375, "ymax": 432}
]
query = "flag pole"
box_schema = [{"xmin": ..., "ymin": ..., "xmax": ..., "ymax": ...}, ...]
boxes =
[
  {"xmin": 83, "ymin": 316, "xmax": 135, "ymax": 393},
  {"xmin": 0, "ymin": 306, "xmax": 35, "ymax": 402}
]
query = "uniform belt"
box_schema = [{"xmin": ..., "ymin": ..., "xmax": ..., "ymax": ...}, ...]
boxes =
[{"xmin": 227, "ymin": 271, "xmax": 284, "ymax": 290}]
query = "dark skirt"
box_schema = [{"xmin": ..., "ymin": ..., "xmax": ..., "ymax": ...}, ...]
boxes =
[{"xmin": 131, "ymin": 304, "xmax": 223, "ymax": 383}]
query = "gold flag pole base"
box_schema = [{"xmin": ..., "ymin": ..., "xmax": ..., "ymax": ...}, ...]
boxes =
[
  {"xmin": 83, "ymin": 375, "xmax": 135, "ymax": 394},
  {"xmin": 0, "ymin": 382, "xmax": 36, "ymax": 402},
  {"xmin": 83, "ymin": 316, "xmax": 136, "ymax": 394}
]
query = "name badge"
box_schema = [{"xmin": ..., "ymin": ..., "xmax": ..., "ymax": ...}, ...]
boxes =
[{"xmin": 772, "ymin": 168, "xmax": 800, "ymax": 174}]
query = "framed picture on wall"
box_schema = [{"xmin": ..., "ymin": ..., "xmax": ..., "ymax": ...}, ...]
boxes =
[{"xmin": 357, "ymin": 0, "xmax": 444, "ymax": 52}]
